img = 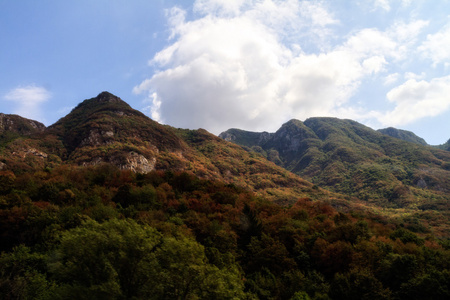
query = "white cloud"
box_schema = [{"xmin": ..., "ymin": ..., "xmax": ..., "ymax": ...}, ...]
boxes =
[
  {"xmin": 401, "ymin": 0, "xmax": 412, "ymax": 6},
  {"xmin": 419, "ymin": 23, "xmax": 450, "ymax": 66},
  {"xmin": 134, "ymin": 0, "xmax": 431, "ymax": 134},
  {"xmin": 342, "ymin": 20, "xmax": 428, "ymax": 62},
  {"xmin": 194, "ymin": 0, "xmax": 246, "ymax": 17},
  {"xmin": 373, "ymin": 0, "xmax": 391, "ymax": 12},
  {"xmin": 379, "ymin": 76, "xmax": 450, "ymax": 126},
  {"xmin": 390, "ymin": 20, "xmax": 429, "ymax": 43},
  {"xmin": 371, "ymin": 0, "xmax": 414, "ymax": 11},
  {"xmin": 4, "ymin": 85, "xmax": 51, "ymax": 121},
  {"xmin": 384, "ymin": 73, "xmax": 400, "ymax": 85},
  {"xmin": 343, "ymin": 28, "xmax": 397, "ymax": 57},
  {"xmin": 363, "ymin": 56, "xmax": 387, "ymax": 74},
  {"xmin": 404, "ymin": 72, "xmax": 425, "ymax": 80}
]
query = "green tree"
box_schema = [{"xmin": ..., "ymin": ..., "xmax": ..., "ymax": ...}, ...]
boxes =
[
  {"xmin": 50, "ymin": 218, "xmax": 246, "ymax": 299},
  {"xmin": 399, "ymin": 269, "xmax": 450, "ymax": 300},
  {"xmin": 0, "ymin": 245, "xmax": 56, "ymax": 300},
  {"xmin": 150, "ymin": 236, "xmax": 245, "ymax": 299},
  {"xmin": 330, "ymin": 268, "xmax": 391, "ymax": 300}
]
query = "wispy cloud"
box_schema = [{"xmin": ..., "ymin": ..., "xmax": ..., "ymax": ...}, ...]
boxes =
[
  {"xmin": 379, "ymin": 76, "xmax": 450, "ymax": 126},
  {"xmin": 4, "ymin": 85, "xmax": 51, "ymax": 121},
  {"xmin": 418, "ymin": 22, "xmax": 450, "ymax": 67},
  {"xmin": 373, "ymin": 0, "xmax": 391, "ymax": 12}
]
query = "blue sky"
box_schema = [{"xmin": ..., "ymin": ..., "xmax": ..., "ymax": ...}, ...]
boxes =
[{"xmin": 1, "ymin": 0, "xmax": 450, "ymax": 145}]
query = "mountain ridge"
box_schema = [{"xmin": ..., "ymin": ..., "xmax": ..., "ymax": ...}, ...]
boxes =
[
  {"xmin": 220, "ymin": 118, "xmax": 450, "ymax": 213},
  {"xmin": 0, "ymin": 92, "xmax": 338, "ymax": 204},
  {"xmin": 1, "ymin": 92, "xmax": 449, "ymax": 232}
]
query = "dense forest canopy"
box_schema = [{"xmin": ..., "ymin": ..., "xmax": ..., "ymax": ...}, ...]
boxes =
[{"xmin": 1, "ymin": 165, "xmax": 449, "ymax": 299}]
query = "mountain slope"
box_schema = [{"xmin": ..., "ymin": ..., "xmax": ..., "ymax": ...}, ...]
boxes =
[
  {"xmin": 220, "ymin": 118, "xmax": 450, "ymax": 210},
  {"xmin": 45, "ymin": 92, "xmax": 325, "ymax": 202},
  {"xmin": 219, "ymin": 128, "xmax": 273, "ymax": 148},
  {"xmin": 0, "ymin": 92, "xmax": 339, "ymax": 203},
  {"xmin": 48, "ymin": 92, "xmax": 185, "ymax": 153},
  {"xmin": 0, "ymin": 113, "xmax": 45, "ymax": 136},
  {"xmin": 1, "ymin": 92, "xmax": 449, "ymax": 236},
  {"xmin": 437, "ymin": 139, "xmax": 450, "ymax": 151},
  {"xmin": 0, "ymin": 113, "xmax": 46, "ymax": 148},
  {"xmin": 44, "ymin": 91, "xmax": 185, "ymax": 173},
  {"xmin": 378, "ymin": 127, "xmax": 427, "ymax": 145},
  {"xmin": 0, "ymin": 114, "xmax": 50, "ymax": 171}
]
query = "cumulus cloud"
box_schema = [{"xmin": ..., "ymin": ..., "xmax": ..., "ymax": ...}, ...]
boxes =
[
  {"xmin": 379, "ymin": 76, "xmax": 450, "ymax": 126},
  {"xmin": 133, "ymin": 0, "xmax": 429, "ymax": 134},
  {"xmin": 4, "ymin": 85, "xmax": 51, "ymax": 121}
]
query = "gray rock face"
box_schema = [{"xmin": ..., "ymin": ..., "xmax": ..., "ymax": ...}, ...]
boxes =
[
  {"xmin": 82, "ymin": 151, "xmax": 157, "ymax": 174},
  {"xmin": 218, "ymin": 131, "xmax": 236, "ymax": 142},
  {"xmin": 267, "ymin": 119, "xmax": 317, "ymax": 154},
  {"xmin": 121, "ymin": 152, "xmax": 156, "ymax": 173},
  {"xmin": 80, "ymin": 129, "xmax": 115, "ymax": 147}
]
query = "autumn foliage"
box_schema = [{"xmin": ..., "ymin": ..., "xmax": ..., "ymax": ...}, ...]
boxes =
[{"xmin": 0, "ymin": 164, "xmax": 449, "ymax": 299}]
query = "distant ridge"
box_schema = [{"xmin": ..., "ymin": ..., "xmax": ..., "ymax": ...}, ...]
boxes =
[
  {"xmin": 219, "ymin": 128, "xmax": 273, "ymax": 147},
  {"xmin": 0, "ymin": 113, "xmax": 45, "ymax": 135},
  {"xmin": 378, "ymin": 127, "xmax": 427, "ymax": 145},
  {"xmin": 220, "ymin": 118, "xmax": 450, "ymax": 209},
  {"xmin": 437, "ymin": 139, "xmax": 450, "ymax": 151}
]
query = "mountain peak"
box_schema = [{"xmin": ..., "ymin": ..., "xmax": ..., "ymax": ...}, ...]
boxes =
[
  {"xmin": 70, "ymin": 92, "xmax": 131, "ymax": 110},
  {"xmin": 95, "ymin": 91, "xmax": 124, "ymax": 104},
  {"xmin": 283, "ymin": 119, "xmax": 303, "ymax": 126},
  {"xmin": 61, "ymin": 91, "xmax": 137, "ymax": 121},
  {"xmin": 46, "ymin": 92, "xmax": 186, "ymax": 169}
]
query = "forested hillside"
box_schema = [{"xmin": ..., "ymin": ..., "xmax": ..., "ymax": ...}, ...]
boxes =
[
  {"xmin": 221, "ymin": 119, "xmax": 450, "ymax": 235},
  {"xmin": 1, "ymin": 92, "xmax": 449, "ymax": 299},
  {"xmin": 1, "ymin": 166, "xmax": 449, "ymax": 299},
  {"xmin": 0, "ymin": 92, "xmax": 334, "ymax": 204}
]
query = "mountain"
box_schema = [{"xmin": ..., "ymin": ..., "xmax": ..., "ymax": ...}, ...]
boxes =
[
  {"xmin": 0, "ymin": 114, "xmax": 48, "ymax": 171},
  {"xmin": 2, "ymin": 92, "xmax": 450, "ymax": 299},
  {"xmin": 0, "ymin": 113, "xmax": 45, "ymax": 135},
  {"xmin": 45, "ymin": 91, "xmax": 185, "ymax": 173},
  {"xmin": 378, "ymin": 127, "xmax": 427, "ymax": 145},
  {"xmin": 445, "ymin": 139, "xmax": 450, "ymax": 151},
  {"xmin": 437, "ymin": 139, "xmax": 450, "ymax": 151},
  {"xmin": 0, "ymin": 92, "xmax": 334, "ymax": 203},
  {"xmin": 219, "ymin": 128, "xmax": 273, "ymax": 147},
  {"xmin": 1, "ymin": 92, "xmax": 449, "ymax": 230},
  {"xmin": 0, "ymin": 113, "xmax": 45, "ymax": 149},
  {"xmin": 220, "ymin": 118, "xmax": 450, "ymax": 212}
]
